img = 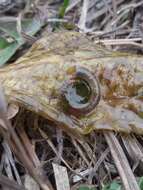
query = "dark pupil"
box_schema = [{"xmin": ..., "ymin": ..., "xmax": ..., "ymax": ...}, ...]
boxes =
[{"xmin": 65, "ymin": 79, "xmax": 92, "ymax": 107}]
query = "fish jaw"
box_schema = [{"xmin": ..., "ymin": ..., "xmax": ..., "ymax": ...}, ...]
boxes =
[{"xmin": 0, "ymin": 32, "xmax": 143, "ymax": 137}]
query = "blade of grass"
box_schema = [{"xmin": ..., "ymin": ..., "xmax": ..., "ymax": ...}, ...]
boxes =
[{"xmin": 59, "ymin": 0, "xmax": 70, "ymax": 18}]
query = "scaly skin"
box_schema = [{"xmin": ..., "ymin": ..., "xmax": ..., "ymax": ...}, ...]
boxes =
[{"xmin": 0, "ymin": 32, "xmax": 143, "ymax": 138}]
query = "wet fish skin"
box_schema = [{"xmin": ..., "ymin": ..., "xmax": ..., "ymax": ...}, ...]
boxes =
[{"xmin": 0, "ymin": 32, "xmax": 143, "ymax": 138}]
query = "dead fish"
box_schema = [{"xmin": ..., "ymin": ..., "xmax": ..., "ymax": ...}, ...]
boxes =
[{"xmin": 0, "ymin": 32, "xmax": 143, "ymax": 139}]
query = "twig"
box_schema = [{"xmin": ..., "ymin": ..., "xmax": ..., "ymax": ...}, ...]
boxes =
[
  {"xmin": 117, "ymin": 1, "xmax": 143, "ymax": 15},
  {"xmin": 112, "ymin": 0, "xmax": 117, "ymax": 18},
  {"xmin": 39, "ymin": 128, "xmax": 75, "ymax": 171},
  {"xmin": 77, "ymin": 139, "xmax": 96, "ymax": 165},
  {"xmin": 104, "ymin": 131, "xmax": 140, "ymax": 190},
  {"xmin": 78, "ymin": 0, "xmax": 89, "ymax": 31},
  {"xmin": 3, "ymin": 142, "xmax": 22, "ymax": 185},
  {"xmin": 3, "ymin": 152, "xmax": 14, "ymax": 180},
  {"xmin": 56, "ymin": 128, "xmax": 63, "ymax": 164},
  {"xmin": 94, "ymin": 37, "xmax": 143, "ymax": 48},
  {"xmin": 0, "ymin": 174, "xmax": 26, "ymax": 190},
  {"xmin": 16, "ymin": 125, "xmax": 41, "ymax": 168},
  {"xmin": 66, "ymin": 0, "xmax": 81, "ymax": 13},
  {"xmin": 86, "ymin": 0, "xmax": 124, "ymax": 22},
  {"xmin": 39, "ymin": 128, "xmax": 87, "ymax": 181},
  {"xmin": 121, "ymin": 135, "xmax": 143, "ymax": 163},
  {"xmin": 72, "ymin": 138, "xmax": 90, "ymax": 166},
  {"xmin": 53, "ymin": 163, "xmax": 70, "ymax": 190},
  {"xmin": 93, "ymin": 148, "xmax": 110, "ymax": 173},
  {"xmin": 0, "ymin": 86, "xmax": 54, "ymax": 190},
  {"xmin": 89, "ymin": 20, "xmax": 131, "ymax": 37}
]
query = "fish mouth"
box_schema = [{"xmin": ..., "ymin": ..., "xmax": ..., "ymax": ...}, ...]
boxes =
[
  {"xmin": 41, "ymin": 96, "xmax": 143, "ymax": 138},
  {"xmin": 38, "ymin": 102, "xmax": 106, "ymax": 140},
  {"xmin": 35, "ymin": 102, "xmax": 86, "ymax": 140}
]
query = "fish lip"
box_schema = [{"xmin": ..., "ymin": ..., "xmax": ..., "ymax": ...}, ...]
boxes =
[{"xmin": 7, "ymin": 93, "xmax": 85, "ymax": 139}]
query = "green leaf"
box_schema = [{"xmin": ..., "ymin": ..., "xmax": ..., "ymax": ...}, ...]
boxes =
[
  {"xmin": 0, "ymin": 18, "xmax": 43, "ymax": 66},
  {"xmin": 77, "ymin": 186, "xmax": 97, "ymax": 190},
  {"xmin": 0, "ymin": 22, "xmax": 20, "ymax": 40},
  {"xmin": 139, "ymin": 177, "xmax": 143, "ymax": 190},
  {"xmin": 0, "ymin": 37, "xmax": 9, "ymax": 49},
  {"xmin": 59, "ymin": 0, "xmax": 69, "ymax": 18},
  {"xmin": 0, "ymin": 42, "xmax": 21, "ymax": 66},
  {"xmin": 0, "ymin": 18, "xmax": 42, "ymax": 43},
  {"xmin": 77, "ymin": 177, "xmax": 143, "ymax": 190},
  {"xmin": 78, "ymin": 187, "xmax": 90, "ymax": 190},
  {"xmin": 103, "ymin": 181, "xmax": 121, "ymax": 190}
]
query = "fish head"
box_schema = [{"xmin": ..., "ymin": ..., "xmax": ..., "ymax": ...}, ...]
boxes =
[{"xmin": 3, "ymin": 32, "xmax": 143, "ymax": 138}]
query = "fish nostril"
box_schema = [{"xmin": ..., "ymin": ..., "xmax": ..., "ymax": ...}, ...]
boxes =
[{"xmin": 60, "ymin": 66, "xmax": 101, "ymax": 116}]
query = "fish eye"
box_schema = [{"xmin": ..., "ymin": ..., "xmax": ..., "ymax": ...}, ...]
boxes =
[{"xmin": 60, "ymin": 66, "xmax": 101, "ymax": 116}]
